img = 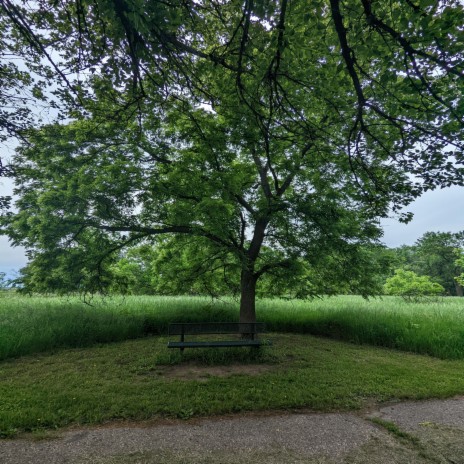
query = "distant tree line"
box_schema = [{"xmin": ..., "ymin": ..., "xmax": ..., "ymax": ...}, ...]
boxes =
[{"xmin": 390, "ymin": 231, "xmax": 464, "ymax": 297}]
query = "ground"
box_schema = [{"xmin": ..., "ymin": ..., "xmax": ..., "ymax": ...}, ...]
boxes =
[{"xmin": 2, "ymin": 397, "xmax": 464, "ymax": 463}]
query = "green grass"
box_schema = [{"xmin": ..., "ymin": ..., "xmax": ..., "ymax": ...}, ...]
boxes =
[
  {"xmin": 260, "ymin": 295, "xmax": 464, "ymax": 359},
  {"xmin": 0, "ymin": 294, "xmax": 235, "ymax": 360},
  {"xmin": 1, "ymin": 294, "xmax": 464, "ymax": 360},
  {"xmin": 2, "ymin": 294, "xmax": 464, "ymax": 440},
  {"xmin": 3, "ymin": 333, "xmax": 464, "ymax": 437}
]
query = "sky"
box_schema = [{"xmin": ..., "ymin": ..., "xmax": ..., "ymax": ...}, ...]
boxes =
[
  {"xmin": 1, "ymin": 172, "xmax": 463, "ymax": 278},
  {"xmin": 381, "ymin": 185, "xmax": 464, "ymax": 247}
]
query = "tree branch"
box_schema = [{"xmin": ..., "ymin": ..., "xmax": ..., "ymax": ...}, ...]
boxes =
[
  {"xmin": 360, "ymin": 0, "xmax": 463, "ymax": 78},
  {"xmin": 330, "ymin": 0, "xmax": 366, "ymax": 110}
]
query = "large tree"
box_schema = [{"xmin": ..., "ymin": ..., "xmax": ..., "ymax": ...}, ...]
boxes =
[{"xmin": 2, "ymin": 0, "xmax": 464, "ymax": 322}]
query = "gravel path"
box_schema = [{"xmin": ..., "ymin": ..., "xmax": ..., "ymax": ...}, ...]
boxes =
[{"xmin": 2, "ymin": 398, "xmax": 464, "ymax": 463}]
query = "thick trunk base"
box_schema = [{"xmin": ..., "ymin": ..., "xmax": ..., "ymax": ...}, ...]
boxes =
[{"xmin": 239, "ymin": 271, "xmax": 257, "ymax": 326}]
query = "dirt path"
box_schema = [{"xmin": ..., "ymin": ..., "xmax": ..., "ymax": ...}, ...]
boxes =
[{"xmin": 2, "ymin": 397, "xmax": 464, "ymax": 463}]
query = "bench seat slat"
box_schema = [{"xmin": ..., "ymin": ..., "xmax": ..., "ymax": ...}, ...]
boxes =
[{"xmin": 167, "ymin": 340, "xmax": 271, "ymax": 348}]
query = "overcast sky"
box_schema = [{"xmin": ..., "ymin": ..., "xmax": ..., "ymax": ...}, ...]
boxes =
[
  {"xmin": 1, "ymin": 171, "xmax": 463, "ymax": 278},
  {"xmin": 381, "ymin": 185, "xmax": 464, "ymax": 247}
]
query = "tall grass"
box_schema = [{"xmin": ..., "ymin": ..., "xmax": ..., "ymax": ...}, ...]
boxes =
[
  {"xmin": 258, "ymin": 296, "xmax": 464, "ymax": 359},
  {"xmin": 0, "ymin": 294, "xmax": 237, "ymax": 360},
  {"xmin": 1, "ymin": 293, "xmax": 464, "ymax": 360}
]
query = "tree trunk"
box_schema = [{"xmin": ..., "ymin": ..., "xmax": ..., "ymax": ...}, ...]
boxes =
[
  {"xmin": 239, "ymin": 216, "xmax": 268, "ymax": 324},
  {"xmin": 239, "ymin": 269, "xmax": 258, "ymax": 324},
  {"xmin": 456, "ymin": 281, "xmax": 464, "ymax": 297}
]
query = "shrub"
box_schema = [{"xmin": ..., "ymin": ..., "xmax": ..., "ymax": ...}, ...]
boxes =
[{"xmin": 384, "ymin": 269, "xmax": 444, "ymax": 301}]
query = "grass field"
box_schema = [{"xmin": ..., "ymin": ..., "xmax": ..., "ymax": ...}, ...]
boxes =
[
  {"xmin": 1, "ymin": 294, "xmax": 464, "ymax": 360},
  {"xmin": 2, "ymin": 333, "xmax": 464, "ymax": 438},
  {"xmin": 2, "ymin": 294, "xmax": 464, "ymax": 437}
]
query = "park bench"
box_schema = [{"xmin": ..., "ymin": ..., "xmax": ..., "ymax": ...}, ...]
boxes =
[{"xmin": 167, "ymin": 322, "xmax": 272, "ymax": 351}]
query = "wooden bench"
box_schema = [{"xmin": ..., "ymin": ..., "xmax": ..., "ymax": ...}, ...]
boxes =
[{"xmin": 167, "ymin": 322, "xmax": 271, "ymax": 351}]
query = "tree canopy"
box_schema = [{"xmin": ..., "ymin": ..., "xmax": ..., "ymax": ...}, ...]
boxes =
[{"xmin": 1, "ymin": 0, "xmax": 464, "ymax": 321}]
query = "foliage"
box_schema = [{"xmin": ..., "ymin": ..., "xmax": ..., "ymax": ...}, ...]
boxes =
[
  {"xmin": 147, "ymin": 237, "xmax": 241, "ymax": 297},
  {"xmin": 108, "ymin": 244, "xmax": 158, "ymax": 295},
  {"xmin": 16, "ymin": 229, "xmax": 120, "ymax": 295},
  {"xmin": 104, "ymin": 240, "xmax": 393, "ymax": 299},
  {"xmin": 384, "ymin": 268, "xmax": 444, "ymax": 301},
  {"xmin": 0, "ymin": 2, "xmax": 63, "ymax": 177},
  {"xmin": 0, "ymin": 12, "xmax": 34, "ymax": 142},
  {"xmin": 392, "ymin": 231, "xmax": 464, "ymax": 296},
  {"xmin": 2, "ymin": 0, "xmax": 464, "ymax": 321},
  {"xmin": 455, "ymin": 249, "xmax": 464, "ymax": 287}
]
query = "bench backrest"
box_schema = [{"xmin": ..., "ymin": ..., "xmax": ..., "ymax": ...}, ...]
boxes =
[{"xmin": 168, "ymin": 322, "xmax": 265, "ymax": 335}]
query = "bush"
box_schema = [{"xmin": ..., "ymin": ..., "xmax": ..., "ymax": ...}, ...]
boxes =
[{"xmin": 384, "ymin": 269, "xmax": 444, "ymax": 301}]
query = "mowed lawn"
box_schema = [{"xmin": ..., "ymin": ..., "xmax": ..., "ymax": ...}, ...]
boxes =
[
  {"xmin": 2, "ymin": 334, "xmax": 464, "ymax": 437},
  {"xmin": 1, "ymin": 294, "xmax": 464, "ymax": 437}
]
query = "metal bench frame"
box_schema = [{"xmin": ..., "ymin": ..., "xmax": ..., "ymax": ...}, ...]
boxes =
[{"xmin": 167, "ymin": 322, "xmax": 271, "ymax": 351}]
